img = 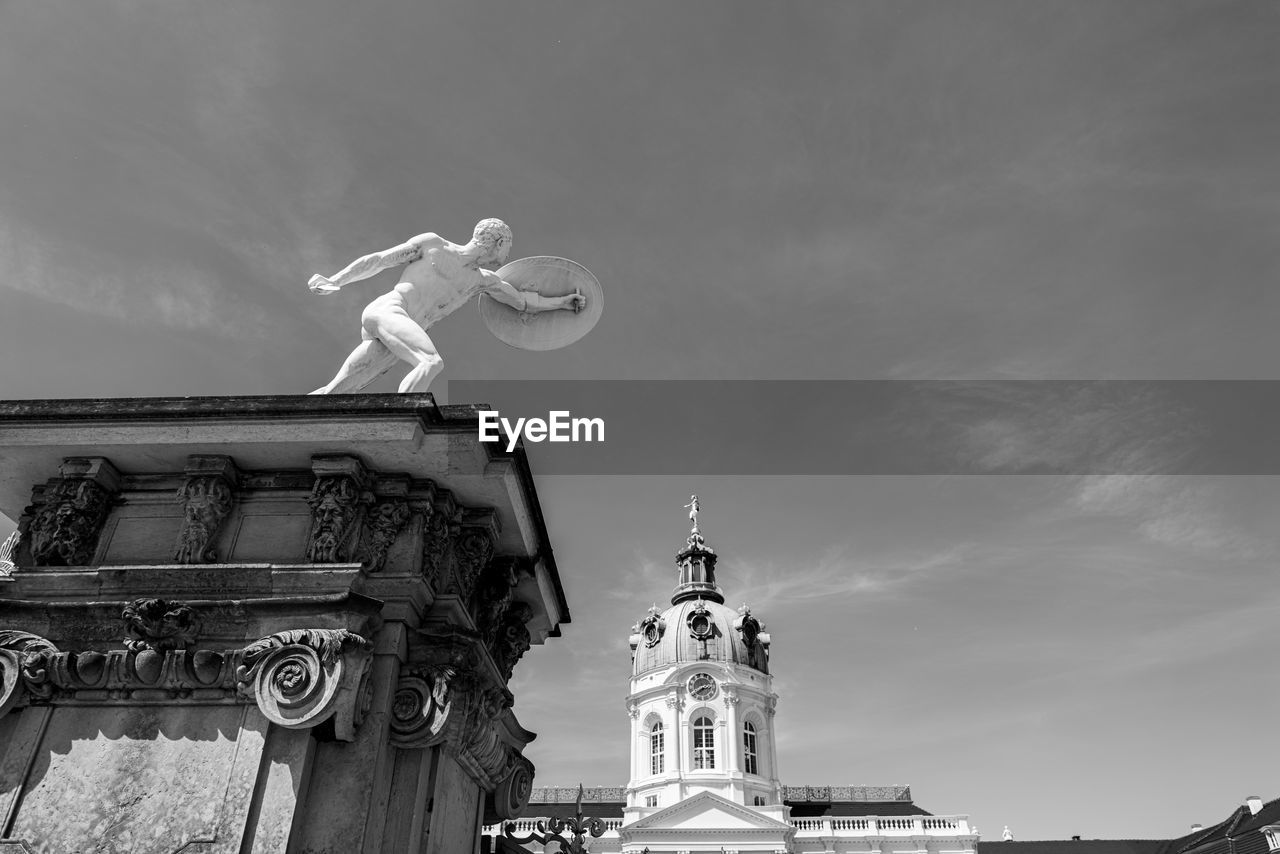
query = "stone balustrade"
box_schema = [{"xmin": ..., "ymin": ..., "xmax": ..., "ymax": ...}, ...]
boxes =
[
  {"xmin": 790, "ymin": 815, "xmax": 972, "ymax": 836},
  {"xmin": 488, "ymin": 814, "xmax": 972, "ymax": 840}
]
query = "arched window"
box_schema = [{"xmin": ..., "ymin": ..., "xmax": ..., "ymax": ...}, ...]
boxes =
[
  {"xmin": 743, "ymin": 721, "xmax": 759, "ymax": 775},
  {"xmin": 692, "ymin": 715, "xmax": 715, "ymax": 769},
  {"xmin": 650, "ymin": 722, "xmax": 664, "ymax": 775}
]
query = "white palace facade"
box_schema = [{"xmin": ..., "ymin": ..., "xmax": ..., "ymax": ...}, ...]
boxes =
[{"xmin": 485, "ymin": 502, "xmax": 979, "ymax": 854}]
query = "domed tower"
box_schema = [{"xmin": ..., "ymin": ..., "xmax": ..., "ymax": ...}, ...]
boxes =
[{"xmin": 624, "ymin": 497, "xmax": 781, "ymax": 818}]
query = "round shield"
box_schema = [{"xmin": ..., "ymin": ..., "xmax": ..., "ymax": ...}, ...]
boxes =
[{"xmin": 478, "ymin": 256, "xmax": 603, "ymax": 351}]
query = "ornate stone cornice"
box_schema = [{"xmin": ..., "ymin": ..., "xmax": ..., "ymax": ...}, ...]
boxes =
[
  {"xmin": 0, "ymin": 627, "xmax": 374, "ymax": 742},
  {"xmin": 173, "ymin": 455, "xmax": 239, "ymax": 564}
]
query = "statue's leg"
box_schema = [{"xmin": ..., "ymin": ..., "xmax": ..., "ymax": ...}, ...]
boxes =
[
  {"xmin": 364, "ymin": 311, "xmax": 444, "ymax": 394},
  {"xmin": 310, "ymin": 338, "xmax": 399, "ymax": 394}
]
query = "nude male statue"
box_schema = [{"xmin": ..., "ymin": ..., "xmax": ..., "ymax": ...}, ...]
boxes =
[{"xmin": 308, "ymin": 219, "xmax": 585, "ymax": 394}]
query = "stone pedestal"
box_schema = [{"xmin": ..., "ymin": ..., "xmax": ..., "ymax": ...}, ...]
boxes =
[{"xmin": 0, "ymin": 394, "xmax": 569, "ymax": 854}]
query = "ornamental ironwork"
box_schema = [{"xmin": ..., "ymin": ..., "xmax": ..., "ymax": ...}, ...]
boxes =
[{"xmin": 501, "ymin": 784, "xmax": 605, "ymax": 854}]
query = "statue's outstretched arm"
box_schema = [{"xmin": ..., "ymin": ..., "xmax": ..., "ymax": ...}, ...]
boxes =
[
  {"xmin": 308, "ymin": 236, "xmax": 428, "ymax": 293},
  {"xmin": 481, "ymin": 270, "xmax": 585, "ymax": 313}
]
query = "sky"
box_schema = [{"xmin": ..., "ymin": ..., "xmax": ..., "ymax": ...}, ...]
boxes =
[{"xmin": 0, "ymin": 0, "xmax": 1278, "ymax": 841}]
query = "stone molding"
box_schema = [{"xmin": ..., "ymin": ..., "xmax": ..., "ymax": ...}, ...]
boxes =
[{"xmin": 0, "ymin": 627, "xmax": 374, "ymax": 742}]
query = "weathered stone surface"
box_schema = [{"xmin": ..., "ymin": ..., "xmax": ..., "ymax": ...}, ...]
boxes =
[{"xmin": 6, "ymin": 705, "xmax": 259, "ymax": 853}]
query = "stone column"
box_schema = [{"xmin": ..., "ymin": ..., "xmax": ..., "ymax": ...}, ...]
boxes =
[{"xmin": 723, "ymin": 686, "xmax": 740, "ymax": 774}]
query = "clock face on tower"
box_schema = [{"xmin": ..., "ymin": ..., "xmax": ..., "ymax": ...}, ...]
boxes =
[{"xmin": 688, "ymin": 672, "xmax": 717, "ymax": 701}]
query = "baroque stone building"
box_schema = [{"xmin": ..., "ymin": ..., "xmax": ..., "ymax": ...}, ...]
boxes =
[
  {"xmin": 485, "ymin": 507, "xmax": 978, "ymax": 854},
  {"xmin": 0, "ymin": 394, "xmax": 568, "ymax": 853}
]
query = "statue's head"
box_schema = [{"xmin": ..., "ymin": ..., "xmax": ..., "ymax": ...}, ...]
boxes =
[{"xmin": 473, "ymin": 218, "xmax": 512, "ymax": 268}]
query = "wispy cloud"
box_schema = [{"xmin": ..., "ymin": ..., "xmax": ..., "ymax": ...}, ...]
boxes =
[
  {"xmin": 731, "ymin": 541, "xmax": 973, "ymax": 610},
  {"xmin": 902, "ymin": 382, "xmax": 1202, "ymax": 474},
  {"xmin": 0, "ymin": 215, "xmax": 288, "ymax": 344},
  {"xmin": 1069, "ymin": 475, "xmax": 1260, "ymax": 558}
]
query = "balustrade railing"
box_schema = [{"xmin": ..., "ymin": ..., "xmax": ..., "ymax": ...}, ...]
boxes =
[
  {"xmin": 490, "ymin": 812, "xmax": 971, "ymax": 839},
  {"xmin": 789, "ymin": 815, "xmax": 970, "ymax": 835}
]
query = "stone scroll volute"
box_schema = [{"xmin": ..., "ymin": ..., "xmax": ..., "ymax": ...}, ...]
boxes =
[
  {"xmin": 0, "ymin": 630, "xmax": 58, "ymax": 716},
  {"xmin": 235, "ymin": 628, "xmax": 373, "ymax": 741}
]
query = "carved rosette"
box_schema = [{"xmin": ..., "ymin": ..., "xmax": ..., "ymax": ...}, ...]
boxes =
[
  {"xmin": 453, "ymin": 526, "xmax": 496, "ymax": 604},
  {"xmin": 235, "ymin": 628, "xmax": 373, "ymax": 741},
  {"xmin": 491, "ymin": 601, "xmax": 534, "ymax": 682},
  {"xmin": 122, "ymin": 598, "xmax": 201, "ymax": 652},
  {"xmin": 364, "ymin": 498, "xmax": 410, "ymax": 572},
  {"xmin": 389, "ymin": 664, "xmax": 455, "ymax": 748},
  {"xmin": 24, "ymin": 458, "xmax": 121, "ymax": 567},
  {"xmin": 173, "ymin": 456, "xmax": 238, "ymax": 564}
]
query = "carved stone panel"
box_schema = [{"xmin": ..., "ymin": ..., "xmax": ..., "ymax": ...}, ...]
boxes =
[
  {"xmin": 122, "ymin": 598, "xmax": 202, "ymax": 652},
  {"xmin": 24, "ymin": 457, "xmax": 121, "ymax": 567},
  {"xmin": 474, "ymin": 557, "xmax": 523, "ymax": 647},
  {"xmin": 173, "ymin": 455, "xmax": 239, "ymax": 564},
  {"xmin": 421, "ymin": 500, "xmax": 458, "ymax": 589},
  {"xmin": 364, "ymin": 498, "xmax": 410, "ymax": 572},
  {"xmin": 305, "ymin": 456, "xmax": 372, "ymax": 563},
  {"xmin": 453, "ymin": 525, "xmax": 496, "ymax": 605},
  {"xmin": 490, "ymin": 602, "xmax": 534, "ymax": 682}
]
